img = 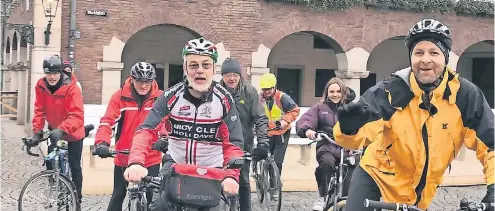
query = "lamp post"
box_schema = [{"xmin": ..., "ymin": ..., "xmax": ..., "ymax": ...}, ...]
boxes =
[{"xmin": 41, "ymin": 0, "xmax": 59, "ymax": 45}]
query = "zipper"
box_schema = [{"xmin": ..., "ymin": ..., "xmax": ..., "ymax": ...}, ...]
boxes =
[
  {"xmin": 384, "ymin": 144, "xmax": 393, "ymax": 166},
  {"xmin": 366, "ymin": 165, "xmax": 395, "ymax": 176},
  {"xmin": 415, "ymin": 123, "xmax": 429, "ymax": 206},
  {"xmin": 188, "ymin": 107, "xmax": 199, "ymax": 164}
]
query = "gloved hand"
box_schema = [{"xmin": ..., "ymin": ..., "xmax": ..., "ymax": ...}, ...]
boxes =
[
  {"xmin": 94, "ymin": 143, "xmax": 112, "ymax": 158},
  {"xmin": 27, "ymin": 131, "xmax": 44, "ymax": 147},
  {"xmin": 84, "ymin": 124, "xmax": 95, "ymax": 137},
  {"xmin": 482, "ymin": 184, "xmax": 494, "ymax": 211},
  {"xmin": 49, "ymin": 128, "xmax": 65, "ymax": 142},
  {"xmin": 252, "ymin": 140, "xmax": 269, "ymax": 160},
  {"xmin": 336, "ymin": 101, "xmax": 371, "ymax": 135},
  {"xmin": 151, "ymin": 138, "xmax": 169, "ymax": 153}
]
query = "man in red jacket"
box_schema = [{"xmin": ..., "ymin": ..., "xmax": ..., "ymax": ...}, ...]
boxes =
[
  {"xmin": 93, "ymin": 62, "xmax": 163, "ymax": 211},
  {"xmin": 27, "ymin": 55, "xmax": 85, "ymax": 209}
]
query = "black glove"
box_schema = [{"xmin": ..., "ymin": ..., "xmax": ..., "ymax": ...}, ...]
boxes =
[
  {"xmin": 84, "ymin": 124, "xmax": 94, "ymax": 137},
  {"xmin": 482, "ymin": 184, "xmax": 494, "ymax": 211},
  {"xmin": 252, "ymin": 140, "xmax": 269, "ymax": 160},
  {"xmin": 27, "ymin": 131, "xmax": 44, "ymax": 147},
  {"xmin": 49, "ymin": 128, "xmax": 65, "ymax": 142},
  {"xmin": 152, "ymin": 138, "xmax": 169, "ymax": 153},
  {"xmin": 94, "ymin": 143, "xmax": 111, "ymax": 158},
  {"xmin": 337, "ymin": 101, "xmax": 371, "ymax": 135}
]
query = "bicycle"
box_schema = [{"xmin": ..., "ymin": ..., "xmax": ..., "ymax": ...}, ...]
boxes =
[
  {"xmin": 18, "ymin": 131, "xmax": 79, "ymax": 211},
  {"xmin": 92, "ymin": 147, "xmax": 160, "ymax": 211},
  {"xmin": 364, "ymin": 198, "xmax": 492, "ymax": 211},
  {"xmin": 307, "ymin": 132, "xmax": 362, "ymax": 211},
  {"xmin": 249, "ymin": 147, "xmax": 283, "ymax": 211}
]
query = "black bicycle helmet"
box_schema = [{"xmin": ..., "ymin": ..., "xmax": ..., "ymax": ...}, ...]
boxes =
[
  {"xmin": 130, "ymin": 62, "xmax": 156, "ymax": 80},
  {"xmin": 404, "ymin": 19, "xmax": 452, "ymax": 51},
  {"xmin": 43, "ymin": 55, "xmax": 62, "ymax": 73}
]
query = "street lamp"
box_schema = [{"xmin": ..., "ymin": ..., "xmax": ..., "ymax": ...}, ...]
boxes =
[{"xmin": 41, "ymin": 0, "xmax": 60, "ymax": 45}]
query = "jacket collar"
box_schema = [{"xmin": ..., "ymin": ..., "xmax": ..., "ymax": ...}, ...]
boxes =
[{"xmin": 386, "ymin": 67, "xmax": 460, "ymax": 109}]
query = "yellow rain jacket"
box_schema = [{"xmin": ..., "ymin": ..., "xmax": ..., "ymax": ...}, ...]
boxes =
[{"xmin": 334, "ymin": 67, "xmax": 494, "ymax": 209}]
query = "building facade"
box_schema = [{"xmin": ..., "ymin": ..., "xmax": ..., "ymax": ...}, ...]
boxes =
[{"xmin": 2, "ymin": 0, "xmax": 494, "ymax": 127}]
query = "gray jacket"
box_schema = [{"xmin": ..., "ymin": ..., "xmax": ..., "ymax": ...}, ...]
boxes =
[{"xmin": 220, "ymin": 79, "xmax": 269, "ymax": 151}]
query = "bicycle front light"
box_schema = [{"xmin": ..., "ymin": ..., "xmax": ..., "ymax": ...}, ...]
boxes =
[{"xmin": 347, "ymin": 156, "xmax": 356, "ymax": 166}]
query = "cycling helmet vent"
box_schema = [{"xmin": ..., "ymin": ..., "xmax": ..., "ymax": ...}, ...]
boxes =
[
  {"xmin": 182, "ymin": 37, "xmax": 219, "ymax": 63},
  {"xmin": 404, "ymin": 19, "xmax": 452, "ymax": 51},
  {"xmin": 130, "ymin": 62, "xmax": 156, "ymax": 80}
]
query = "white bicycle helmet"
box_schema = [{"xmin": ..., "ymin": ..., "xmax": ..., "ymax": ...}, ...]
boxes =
[
  {"xmin": 182, "ymin": 37, "xmax": 219, "ymax": 63},
  {"xmin": 130, "ymin": 62, "xmax": 156, "ymax": 80},
  {"xmin": 404, "ymin": 19, "xmax": 452, "ymax": 51}
]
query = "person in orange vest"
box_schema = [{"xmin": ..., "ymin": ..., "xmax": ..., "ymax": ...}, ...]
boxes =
[{"xmin": 259, "ymin": 73, "xmax": 300, "ymax": 177}]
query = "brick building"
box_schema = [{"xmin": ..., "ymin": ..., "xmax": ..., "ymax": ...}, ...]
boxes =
[{"xmin": 2, "ymin": 0, "xmax": 494, "ymax": 120}]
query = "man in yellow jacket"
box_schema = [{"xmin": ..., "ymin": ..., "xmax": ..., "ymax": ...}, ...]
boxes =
[{"xmin": 334, "ymin": 19, "xmax": 494, "ymax": 211}]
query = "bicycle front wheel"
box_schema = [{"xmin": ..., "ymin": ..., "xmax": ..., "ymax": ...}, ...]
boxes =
[
  {"xmin": 129, "ymin": 197, "xmax": 147, "ymax": 211},
  {"xmin": 262, "ymin": 161, "xmax": 282, "ymax": 211},
  {"xmin": 18, "ymin": 171, "xmax": 78, "ymax": 211}
]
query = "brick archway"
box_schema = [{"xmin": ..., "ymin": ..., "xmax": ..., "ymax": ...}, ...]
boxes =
[
  {"xmin": 113, "ymin": 9, "xmax": 220, "ymax": 44},
  {"xmin": 262, "ymin": 19, "xmax": 350, "ymax": 52}
]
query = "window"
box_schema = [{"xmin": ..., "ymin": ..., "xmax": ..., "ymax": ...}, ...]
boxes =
[
  {"xmin": 314, "ymin": 36, "xmax": 331, "ymax": 49},
  {"xmin": 360, "ymin": 73, "xmax": 377, "ymax": 96},
  {"xmin": 314, "ymin": 69, "xmax": 336, "ymax": 97}
]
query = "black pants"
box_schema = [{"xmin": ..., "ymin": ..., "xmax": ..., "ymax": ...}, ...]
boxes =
[
  {"xmin": 344, "ymin": 165, "xmax": 382, "ymax": 211},
  {"xmin": 268, "ymin": 130, "xmax": 291, "ymax": 174},
  {"xmin": 238, "ymin": 159, "xmax": 251, "ymax": 211},
  {"xmin": 107, "ymin": 164, "xmax": 160, "ymax": 211},
  {"xmin": 46, "ymin": 139, "xmax": 84, "ymax": 202},
  {"xmin": 315, "ymin": 143, "xmax": 339, "ymax": 197}
]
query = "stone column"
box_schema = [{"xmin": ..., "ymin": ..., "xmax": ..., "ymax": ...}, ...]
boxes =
[
  {"xmin": 249, "ymin": 44, "xmax": 271, "ymax": 92},
  {"xmin": 15, "ymin": 65, "xmax": 28, "ymax": 125},
  {"xmin": 98, "ymin": 61, "xmax": 124, "ymax": 104},
  {"xmin": 335, "ymin": 70, "xmax": 370, "ymax": 102},
  {"xmin": 28, "ymin": 0, "xmax": 63, "ymax": 135}
]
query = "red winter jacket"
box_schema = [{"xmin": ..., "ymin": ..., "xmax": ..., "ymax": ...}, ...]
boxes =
[
  {"xmin": 32, "ymin": 74, "xmax": 85, "ymax": 141},
  {"xmin": 95, "ymin": 77, "xmax": 163, "ymax": 167}
]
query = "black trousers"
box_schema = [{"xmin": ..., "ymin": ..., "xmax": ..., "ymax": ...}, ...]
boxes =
[
  {"xmin": 344, "ymin": 165, "xmax": 382, "ymax": 211},
  {"xmin": 268, "ymin": 130, "xmax": 291, "ymax": 174},
  {"xmin": 238, "ymin": 159, "xmax": 252, "ymax": 211},
  {"xmin": 106, "ymin": 164, "xmax": 160, "ymax": 211}
]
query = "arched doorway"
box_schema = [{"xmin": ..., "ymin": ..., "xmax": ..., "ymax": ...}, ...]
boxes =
[
  {"xmin": 457, "ymin": 40, "xmax": 494, "ymax": 108},
  {"xmin": 267, "ymin": 31, "xmax": 347, "ymax": 107},
  {"xmin": 121, "ymin": 24, "xmax": 201, "ymax": 90},
  {"xmin": 364, "ymin": 36, "xmax": 409, "ymax": 95},
  {"xmin": 11, "ymin": 32, "xmax": 18, "ymax": 64}
]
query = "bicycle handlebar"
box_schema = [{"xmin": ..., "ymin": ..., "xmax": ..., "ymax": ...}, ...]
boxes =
[
  {"xmin": 21, "ymin": 131, "xmax": 50, "ymax": 157},
  {"xmin": 364, "ymin": 199, "xmax": 424, "ymax": 211},
  {"xmin": 91, "ymin": 149, "xmax": 130, "ymax": 157},
  {"xmin": 307, "ymin": 132, "xmax": 336, "ymax": 146},
  {"xmin": 457, "ymin": 198, "xmax": 491, "ymax": 211}
]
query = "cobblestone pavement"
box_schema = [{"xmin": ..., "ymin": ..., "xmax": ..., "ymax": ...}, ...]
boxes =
[{"xmin": 1, "ymin": 121, "xmax": 485, "ymax": 210}]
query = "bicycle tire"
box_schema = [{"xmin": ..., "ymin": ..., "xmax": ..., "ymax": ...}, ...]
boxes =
[
  {"xmin": 18, "ymin": 171, "xmax": 78, "ymax": 211},
  {"xmin": 252, "ymin": 160, "xmax": 265, "ymax": 204},
  {"xmin": 129, "ymin": 197, "xmax": 146, "ymax": 211},
  {"xmin": 262, "ymin": 161, "xmax": 282, "ymax": 211},
  {"xmin": 323, "ymin": 199, "xmax": 346, "ymax": 211}
]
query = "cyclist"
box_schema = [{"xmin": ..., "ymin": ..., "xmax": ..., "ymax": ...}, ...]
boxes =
[
  {"xmin": 259, "ymin": 72, "xmax": 300, "ymax": 176},
  {"xmin": 62, "ymin": 60, "xmax": 95, "ymax": 138},
  {"xmin": 219, "ymin": 57, "xmax": 270, "ymax": 211},
  {"xmin": 92, "ymin": 62, "xmax": 163, "ymax": 211},
  {"xmin": 26, "ymin": 55, "xmax": 85, "ymax": 210},
  {"xmin": 62, "ymin": 61, "xmax": 82, "ymax": 91},
  {"xmin": 295, "ymin": 77, "xmax": 355, "ymax": 211},
  {"xmin": 123, "ymin": 37, "xmax": 244, "ymax": 211},
  {"xmin": 334, "ymin": 19, "xmax": 494, "ymax": 211}
]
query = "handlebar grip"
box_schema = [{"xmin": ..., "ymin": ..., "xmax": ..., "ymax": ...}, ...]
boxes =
[{"xmin": 364, "ymin": 199, "xmax": 400, "ymax": 210}]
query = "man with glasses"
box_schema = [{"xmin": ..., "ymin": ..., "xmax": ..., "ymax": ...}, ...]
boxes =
[
  {"xmin": 219, "ymin": 57, "xmax": 270, "ymax": 211},
  {"xmin": 124, "ymin": 37, "xmax": 244, "ymax": 211},
  {"xmin": 92, "ymin": 62, "xmax": 163, "ymax": 211},
  {"xmin": 259, "ymin": 73, "xmax": 300, "ymax": 178}
]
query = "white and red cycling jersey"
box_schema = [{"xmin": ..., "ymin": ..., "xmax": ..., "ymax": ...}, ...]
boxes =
[{"xmin": 128, "ymin": 81, "xmax": 244, "ymax": 181}]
